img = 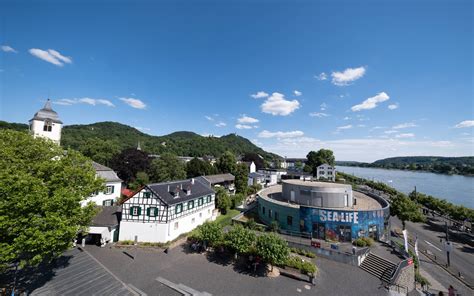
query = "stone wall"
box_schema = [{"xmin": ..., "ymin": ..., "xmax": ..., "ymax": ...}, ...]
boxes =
[{"xmin": 394, "ymin": 264, "xmax": 415, "ymax": 292}]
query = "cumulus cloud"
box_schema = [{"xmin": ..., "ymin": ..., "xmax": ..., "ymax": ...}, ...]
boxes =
[
  {"xmin": 315, "ymin": 72, "xmax": 327, "ymax": 81},
  {"xmin": 455, "ymin": 120, "xmax": 474, "ymax": 128},
  {"xmin": 251, "ymin": 91, "xmax": 269, "ymax": 99},
  {"xmin": 235, "ymin": 124, "xmax": 253, "ymax": 129},
  {"xmin": 261, "ymin": 92, "xmax": 300, "ymax": 116},
  {"xmin": 395, "ymin": 133, "xmax": 415, "ymax": 139},
  {"xmin": 54, "ymin": 97, "xmax": 115, "ymax": 107},
  {"xmin": 384, "ymin": 130, "xmax": 398, "ymax": 134},
  {"xmin": 237, "ymin": 115, "xmax": 259, "ymax": 124},
  {"xmin": 205, "ymin": 115, "xmax": 214, "ymax": 121},
  {"xmin": 1, "ymin": 45, "xmax": 17, "ymax": 53},
  {"xmin": 293, "ymin": 90, "xmax": 302, "ymax": 96},
  {"xmin": 258, "ymin": 130, "xmax": 304, "ymax": 138},
  {"xmin": 336, "ymin": 124, "xmax": 353, "ymax": 131},
  {"xmin": 388, "ymin": 103, "xmax": 399, "ymax": 110},
  {"xmin": 215, "ymin": 122, "xmax": 226, "ymax": 127},
  {"xmin": 393, "ymin": 122, "xmax": 417, "ymax": 129},
  {"xmin": 343, "ymin": 116, "xmax": 351, "ymax": 120},
  {"xmin": 29, "ymin": 48, "xmax": 72, "ymax": 66},
  {"xmin": 119, "ymin": 97, "xmax": 146, "ymax": 109},
  {"xmin": 309, "ymin": 112, "xmax": 329, "ymax": 118},
  {"xmin": 331, "ymin": 66, "xmax": 366, "ymax": 86},
  {"xmin": 351, "ymin": 92, "xmax": 390, "ymax": 112}
]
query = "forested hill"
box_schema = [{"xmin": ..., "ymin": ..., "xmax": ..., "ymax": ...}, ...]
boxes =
[
  {"xmin": 0, "ymin": 120, "xmax": 280, "ymax": 161},
  {"xmin": 336, "ymin": 156, "xmax": 474, "ymax": 176}
]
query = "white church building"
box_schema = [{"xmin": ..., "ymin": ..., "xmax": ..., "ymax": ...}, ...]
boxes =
[
  {"xmin": 29, "ymin": 99, "xmax": 62, "ymax": 145},
  {"xmin": 119, "ymin": 178, "xmax": 216, "ymax": 243}
]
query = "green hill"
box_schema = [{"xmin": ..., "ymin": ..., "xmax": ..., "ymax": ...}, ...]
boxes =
[{"xmin": 0, "ymin": 120, "xmax": 280, "ymax": 161}]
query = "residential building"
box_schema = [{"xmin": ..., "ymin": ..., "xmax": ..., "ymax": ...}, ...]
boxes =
[
  {"xmin": 119, "ymin": 178, "xmax": 215, "ymax": 243},
  {"xmin": 196, "ymin": 173, "xmax": 235, "ymax": 195},
  {"xmin": 248, "ymin": 172, "xmax": 266, "ymax": 187},
  {"xmin": 242, "ymin": 161, "xmax": 256, "ymax": 174},
  {"xmin": 29, "ymin": 99, "xmax": 62, "ymax": 145},
  {"xmin": 82, "ymin": 162, "xmax": 123, "ymax": 207},
  {"xmin": 257, "ymin": 169, "xmax": 287, "ymax": 186},
  {"xmin": 281, "ymin": 158, "xmax": 307, "ymax": 170},
  {"xmin": 316, "ymin": 164, "xmax": 336, "ymax": 182},
  {"xmin": 86, "ymin": 206, "xmax": 122, "ymax": 246}
]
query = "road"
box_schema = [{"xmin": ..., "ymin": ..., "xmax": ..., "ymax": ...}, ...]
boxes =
[{"xmin": 391, "ymin": 217, "xmax": 474, "ymax": 291}]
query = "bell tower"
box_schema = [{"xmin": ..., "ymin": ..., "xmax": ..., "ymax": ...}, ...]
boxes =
[{"xmin": 29, "ymin": 99, "xmax": 63, "ymax": 145}]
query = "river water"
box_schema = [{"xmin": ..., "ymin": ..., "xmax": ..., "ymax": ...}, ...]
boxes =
[{"xmin": 336, "ymin": 166, "xmax": 474, "ymax": 208}]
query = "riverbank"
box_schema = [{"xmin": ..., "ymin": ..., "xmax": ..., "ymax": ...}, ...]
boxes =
[{"xmin": 336, "ymin": 163, "xmax": 474, "ymax": 177}]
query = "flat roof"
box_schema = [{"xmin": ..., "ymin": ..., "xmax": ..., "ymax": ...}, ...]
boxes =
[
  {"xmin": 259, "ymin": 185, "xmax": 382, "ymax": 211},
  {"xmin": 282, "ymin": 179, "xmax": 351, "ymax": 189}
]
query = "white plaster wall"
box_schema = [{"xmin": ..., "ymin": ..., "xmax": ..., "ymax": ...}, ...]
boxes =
[
  {"xmin": 30, "ymin": 119, "xmax": 62, "ymax": 144},
  {"xmin": 81, "ymin": 181, "xmax": 122, "ymax": 207},
  {"xmin": 119, "ymin": 221, "xmax": 169, "ymax": 242},
  {"xmin": 167, "ymin": 204, "xmax": 215, "ymax": 241}
]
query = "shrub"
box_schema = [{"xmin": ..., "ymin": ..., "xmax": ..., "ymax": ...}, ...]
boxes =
[
  {"xmin": 353, "ymin": 237, "xmax": 374, "ymax": 247},
  {"xmin": 415, "ymin": 271, "xmax": 430, "ymax": 287},
  {"xmin": 120, "ymin": 240, "xmax": 134, "ymax": 245},
  {"xmin": 290, "ymin": 247, "xmax": 316, "ymax": 258},
  {"xmin": 246, "ymin": 218, "xmax": 257, "ymax": 230},
  {"xmin": 270, "ymin": 220, "xmax": 280, "ymax": 232},
  {"xmin": 283, "ymin": 255, "xmax": 317, "ymax": 275}
]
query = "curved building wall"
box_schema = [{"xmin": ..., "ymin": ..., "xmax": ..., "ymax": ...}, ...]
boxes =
[
  {"xmin": 281, "ymin": 181, "xmax": 353, "ymax": 208},
  {"xmin": 258, "ymin": 194, "xmax": 300, "ymax": 233}
]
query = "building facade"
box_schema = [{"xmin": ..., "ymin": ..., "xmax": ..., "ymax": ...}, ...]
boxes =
[
  {"xmin": 119, "ymin": 178, "xmax": 215, "ymax": 243},
  {"xmin": 29, "ymin": 99, "xmax": 62, "ymax": 144},
  {"xmin": 316, "ymin": 164, "xmax": 336, "ymax": 182},
  {"xmin": 257, "ymin": 180, "xmax": 390, "ymax": 242},
  {"xmin": 82, "ymin": 162, "xmax": 123, "ymax": 207}
]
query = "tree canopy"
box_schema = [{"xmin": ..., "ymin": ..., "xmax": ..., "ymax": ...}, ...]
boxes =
[
  {"xmin": 0, "ymin": 130, "xmax": 102, "ymax": 269},
  {"xmin": 186, "ymin": 157, "xmax": 216, "ymax": 178},
  {"xmin": 390, "ymin": 193, "xmax": 425, "ymax": 229},
  {"xmin": 110, "ymin": 148, "xmax": 151, "ymax": 183},
  {"xmin": 306, "ymin": 149, "xmax": 336, "ymax": 176},
  {"xmin": 77, "ymin": 137, "xmax": 121, "ymax": 167},
  {"xmin": 149, "ymin": 153, "xmax": 186, "ymax": 183},
  {"xmin": 255, "ymin": 232, "xmax": 290, "ymax": 271},
  {"xmin": 216, "ymin": 151, "xmax": 237, "ymax": 174}
]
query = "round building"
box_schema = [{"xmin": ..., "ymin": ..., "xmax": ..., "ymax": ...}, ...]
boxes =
[{"xmin": 257, "ymin": 180, "xmax": 390, "ymax": 242}]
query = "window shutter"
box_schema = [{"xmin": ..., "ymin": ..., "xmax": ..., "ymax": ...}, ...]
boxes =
[
  {"xmin": 130, "ymin": 207, "xmax": 134, "ymax": 215},
  {"xmin": 103, "ymin": 200, "xmax": 107, "ymax": 206},
  {"xmin": 111, "ymin": 186, "xmax": 114, "ymax": 193},
  {"xmin": 147, "ymin": 207, "xmax": 151, "ymax": 216},
  {"xmin": 137, "ymin": 207, "xmax": 142, "ymax": 216},
  {"xmin": 154, "ymin": 208, "xmax": 158, "ymax": 217}
]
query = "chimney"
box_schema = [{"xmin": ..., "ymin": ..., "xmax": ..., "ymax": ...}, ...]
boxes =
[
  {"xmin": 187, "ymin": 185, "xmax": 191, "ymax": 196},
  {"xmin": 191, "ymin": 178, "xmax": 195, "ymax": 185},
  {"xmin": 167, "ymin": 185, "xmax": 170, "ymax": 192}
]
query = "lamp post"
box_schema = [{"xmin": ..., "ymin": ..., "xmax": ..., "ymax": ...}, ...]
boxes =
[{"xmin": 445, "ymin": 222, "xmax": 451, "ymax": 267}]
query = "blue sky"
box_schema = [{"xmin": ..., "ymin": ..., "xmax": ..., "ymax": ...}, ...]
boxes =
[{"xmin": 1, "ymin": 0, "xmax": 472, "ymax": 161}]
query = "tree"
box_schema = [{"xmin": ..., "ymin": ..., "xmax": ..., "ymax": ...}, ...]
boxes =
[
  {"xmin": 242, "ymin": 152, "xmax": 265, "ymax": 170},
  {"xmin": 233, "ymin": 163, "xmax": 249, "ymax": 194},
  {"xmin": 224, "ymin": 224, "xmax": 256, "ymax": 256},
  {"xmin": 195, "ymin": 221, "xmax": 223, "ymax": 247},
  {"xmin": 110, "ymin": 148, "xmax": 150, "ymax": 183},
  {"xmin": 231, "ymin": 193, "xmax": 245, "ymax": 209},
  {"xmin": 129, "ymin": 171, "xmax": 149, "ymax": 191},
  {"xmin": 215, "ymin": 187, "xmax": 231, "ymax": 214},
  {"xmin": 77, "ymin": 137, "xmax": 121, "ymax": 167},
  {"xmin": 0, "ymin": 130, "xmax": 102, "ymax": 269},
  {"xmin": 306, "ymin": 149, "xmax": 335, "ymax": 176},
  {"xmin": 186, "ymin": 157, "xmax": 215, "ymax": 178},
  {"xmin": 390, "ymin": 193, "xmax": 425, "ymax": 229},
  {"xmin": 255, "ymin": 232, "xmax": 290, "ymax": 271},
  {"xmin": 216, "ymin": 151, "xmax": 237, "ymax": 174},
  {"xmin": 149, "ymin": 153, "xmax": 186, "ymax": 183}
]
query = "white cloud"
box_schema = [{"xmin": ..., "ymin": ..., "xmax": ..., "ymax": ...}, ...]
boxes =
[
  {"xmin": 309, "ymin": 112, "xmax": 329, "ymax": 118},
  {"xmin": 258, "ymin": 130, "xmax": 304, "ymax": 138},
  {"xmin": 336, "ymin": 124, "xmax": 353, "ymax": 131},
  {"xmin": 395, "ymin": 133, "xmax": 415, "ymax": 139},
  {"xmin": 384, "ymin": 130, "xmax": 398, "ymax": 134},
  {"xmin": 351, "ymin": 92, "xmax": 390, "ymax": 112},
  {"xmin": 454, "ymin": 120, "xmax": 474, "ymax": 128},
  {"xmin": 54, "ymin": 97, "xmax": 115, "ymax": 107},
  {"xmin": 331, "ymin": 66, "xmax": 366, "ymax": 86},
  {"xmin": 119, "ymin": 97, "xmax": 146, "ymax": 109},
  {"xmin": 357, "ymin": 124, "xmax": 366, "ymax": 128},
  {"xmin": 343, "ymin": 116, "xmax": 351, "ymax": 120},
  {"xmin": 294, "ymin": 90, "xmax": 302, "ymax": 96},
  {"xmin": 388, "ymin": 103, "xmax": 399, "ymax": 110},
  {"xmin": 235, "ymin": 124, "xmax": 253, "ymax": 129},
  {"xmin": 261, "ymin": 92, "xmax": 300, "ymax": 116},
  {"xmin": 393, "ymin": 122, "xmax": 417, "ymax": 129},
  {"xmin": 29, "ymin": 48, "xmax": 72, "ymax": 66},
  {"xmin": 320, "ymin": 103, "xmax": 327, "ymax": 111},
  {"xmin": 1, "ymin": 45, "xmax": 17, "ymax": 53},
  {"xmin": 215, "ymin": 122, "xmax": 226, "ymax": 127},
  {"xmin": 251, "ymin": 91, "xmax": 269, "ymax": 99},
  {"xmin": 237, "ymin": 115, "xmax": 259, "ymax": 124},
  {"xmin": 315, "ymin": 72, "xmax": 327, "ymax": 81},
  {"xmin": 205, "ymin": 115, "xmax": 214, "ymax": 121}
]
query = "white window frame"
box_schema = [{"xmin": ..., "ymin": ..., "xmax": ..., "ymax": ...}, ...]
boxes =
[
  {"xmin": 105, "ymin": 185, "xmax": 114, "ymax": 195},
  {"xmin": 132, "ymin": 207, "xmax": 139, "ymax": 216}
]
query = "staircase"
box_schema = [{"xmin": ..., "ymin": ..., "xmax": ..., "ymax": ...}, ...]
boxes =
[{"xmin": 359, "ymin": 253, "xmax": 397, "ymax": 284}]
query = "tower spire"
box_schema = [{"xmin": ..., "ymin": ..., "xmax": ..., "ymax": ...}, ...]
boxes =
[{"xmin": 137, "ymin": 141, "xmax": 142, "ymax": 151}]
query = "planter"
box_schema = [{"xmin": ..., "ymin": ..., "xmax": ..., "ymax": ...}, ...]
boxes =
[{"xmin": 279, "ymin": 266, "xmax": 313, "ymax": 283}]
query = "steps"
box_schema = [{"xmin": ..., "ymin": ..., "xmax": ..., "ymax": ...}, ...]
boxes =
[{"xmin": 360, "ymin": 253, "xmax": 397, "ymax": 283}]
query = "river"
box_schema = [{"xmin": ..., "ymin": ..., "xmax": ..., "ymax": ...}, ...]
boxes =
[{"xmin": 336, "ymin": 166, "xmax": 474, "ymax": 208}]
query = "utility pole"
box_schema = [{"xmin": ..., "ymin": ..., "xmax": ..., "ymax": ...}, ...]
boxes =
[{"xmin": 445, "ymin": 221, "xmax": 451, "ymax": 267}]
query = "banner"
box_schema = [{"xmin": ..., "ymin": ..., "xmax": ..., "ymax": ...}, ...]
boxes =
[
  {"xmin": 414, "ymin": 235, "xmax": 419, "ymax": 257},
  {"xmin": 402, "ymin": 229, "xmax": 409, "ymax": 252}
]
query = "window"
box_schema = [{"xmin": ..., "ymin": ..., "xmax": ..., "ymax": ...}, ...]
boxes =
[
  {"xmin": 269, "ymin": 209, "xmax": 273, "ymax": 218},
  {"xmin": 198, "ymin": 197, "xmax": 203, "ymax": 206},
  {"xmin": 274, "ymin": 212, "xmax": 279, "ymax": 221},
  {"xmin": 206, "ymin": 195, "xmax": 211, "ymax": 203},
  {"xmin": 102, "ymin": 199, "xmax": 114, "ymax": 206},
  {"xmin": 174, "ymin": 222, "xmax": 179, "ymax": 230},
  {"xmin": 262, "ymin": 206, "xmax": 265, "ymax": 215},
  {"xmin": 300, "ymin": 190, "xmax": 310, "ymax": 196},
  {"xmin": 143, "ymin": 192, "xmax": 151, "ymax": 198},
  {"xmin": 192, "ymin": 218, "xmax": 195, "ymax": 224},
  {"xmin": 43, "ymin": 120, "xmax": 52, "ymax": 132},
  {"xmin": 287, "ymin": 215, "xmax": 293, "ymax": 226},
  {"xmin": 175, "ymin": 204, "xmax": 183, "ymax": 214},
  {"xmin": 147, "ymin": 207, "xmax": 158, "ymax": 217},
  {"xmin": 188, "ymin": 200, "xmax": 194, "ymax": 210},
  {"xmin": 104, "ymin": 186, "xmax": 114, "ymax": 195},
  {"xmin": 130, "ymin": 206, "xmax": 141, "ymax": 216}
]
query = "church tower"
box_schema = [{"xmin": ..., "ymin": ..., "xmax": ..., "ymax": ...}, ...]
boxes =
[{"xmin": 29, "ymin": 99, "xmax": 63, "ymax": 145}]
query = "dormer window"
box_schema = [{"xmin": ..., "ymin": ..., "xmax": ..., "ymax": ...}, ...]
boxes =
[{"xmin": 43, "ymin": 120, "xmax": 53, "ymax": 132}]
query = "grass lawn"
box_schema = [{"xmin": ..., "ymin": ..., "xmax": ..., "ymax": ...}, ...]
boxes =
[{"xmin": 215, "ymin": 209, "xmax": 240, "ymax": 226}]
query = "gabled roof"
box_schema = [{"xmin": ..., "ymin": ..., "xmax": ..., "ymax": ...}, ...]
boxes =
[
  {"xmin": 91, "ymin": 206, "xmax": 121, "ymax": 227},
  {"xmin": 145, "ymin": 178, "xmax": 215, "ymax": 205},
  {"xmin": 199, "ymin": 173, "xmax": 235, "ymax": 184},
  {"xmin": 29, "ymin": 99, "xmax": 63, "ymax": 124},
  {"xmin": 92, "ymin": 162, "xmax": 122, "ymax": 182}
]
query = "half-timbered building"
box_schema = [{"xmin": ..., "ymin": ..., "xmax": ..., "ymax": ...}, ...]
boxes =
[{"xmin": 118, "ymin": 178, "xmax": 215, "ymax": 243}]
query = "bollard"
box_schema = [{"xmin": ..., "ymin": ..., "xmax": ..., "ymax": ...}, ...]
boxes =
[{"xmin": 81, "ymin": 238, "xmax": 86, "ymax": 247}]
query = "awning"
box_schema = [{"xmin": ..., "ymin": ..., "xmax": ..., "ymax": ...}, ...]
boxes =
[{"xmin": 88, "ymin": 226, "xmax": 109, "ymax": 236}]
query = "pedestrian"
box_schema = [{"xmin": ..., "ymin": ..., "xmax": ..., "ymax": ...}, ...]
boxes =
[{"xmin": 448, "ymin": 285, "xmax": 455, "ymax": 296}]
